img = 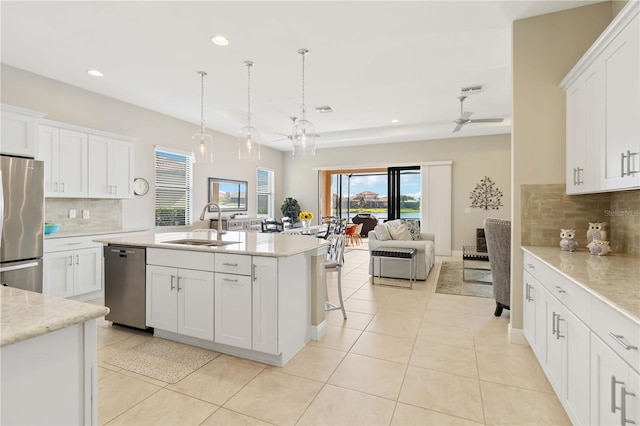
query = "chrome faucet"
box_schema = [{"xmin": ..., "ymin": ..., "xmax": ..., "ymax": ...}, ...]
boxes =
[{"xmin": 199, "ymin": 202, "xmax": 226, "ymax": 235}]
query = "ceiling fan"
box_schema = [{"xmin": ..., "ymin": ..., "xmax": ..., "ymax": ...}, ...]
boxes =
[
  {"xmin": 272, "ymin": 117, "xmax": 321, "ymax": 142},
  {"xmin": 452, "ymin": 96, "xmax": 504, "ymax": 133}
]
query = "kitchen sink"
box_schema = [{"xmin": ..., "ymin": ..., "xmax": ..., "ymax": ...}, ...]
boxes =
[{"xmin": 163, "ymin": 239, "xmax": 238, "ymax": 247}]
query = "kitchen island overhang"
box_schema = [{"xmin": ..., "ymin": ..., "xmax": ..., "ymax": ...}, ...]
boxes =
[{"xmin": 95, "ymin": 230, "xmax": 330, "ymax": 366}]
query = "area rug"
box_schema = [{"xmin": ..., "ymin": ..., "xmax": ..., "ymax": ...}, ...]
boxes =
[
  {"xmin": 106, "ymin": 338, "xmax": 220, "ymax": 384},
  {"xmin": 435, "ymin": 261, "xmax": 493, "ymax": 298}
]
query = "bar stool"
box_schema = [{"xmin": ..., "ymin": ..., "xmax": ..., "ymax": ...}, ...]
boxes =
[{"xmin": 325, "ymin": 234, "xmax": 347, "ymax": 319}]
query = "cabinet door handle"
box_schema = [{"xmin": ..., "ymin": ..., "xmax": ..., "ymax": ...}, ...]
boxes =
[
  {"xmin": 551, "ymin": 312, "xmax": 557, "ymax": 336},
  {"xmin": 554, "ymin": 285, "xmax": 566, "ymax": 294},
  {"xmin": 612, "ymin": 375, "xmax": 623, "ymax": 413},
  {"xmin": 114, "ymin": 184, "xmax": 118, "ymax": 194},
  {"xmin": 60, "ymin": 182, "xmax": 65, "ymax": 192},
  {"xmin": 622, "ymin": 152, "xmax": 627, "ymax": 177},
  {"xmin": 170, "ymin": 275, "xmax": 175, "ymax": 290},
  {"xmin": 252, "ymin": 264, "xmax": 257, "ymax": 281},
  {"xmin": 75, "ymin": 255, "xmax": 79, "ymax": 265},
  {"xmin": 576, "ymin": 167, "xmax": 583, "ymax": 185},
  {"xmin": 609, "ymin": 332, "xmax": 639, "ymax": 351},
  {"xmin": 556, "ymin": 314, "xmax": 565, "ymax": 339},
  {"xmin": 68, "ymin": 255, "xmax": 73, "ymax": 267},
  {"xmin": 222, "ymin": 262, "xmax": 238, "ymax": 267},
  {"xmin": 177, "ymin": 276, "xmax": 182, "ymax": 291},
  {"xmin": 54, "ymin": 182, "xmax": 59, "ymax": 192},
  {"xmin": 621, "ymin": 386, "xmax": 636, "ymax": 425}
]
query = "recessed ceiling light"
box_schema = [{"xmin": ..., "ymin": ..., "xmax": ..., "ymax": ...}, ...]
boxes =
[
  {"xmin": 87, "ymin": 69, "xmax": 103, "ymax": 77},
  {"xmin": 391, "ymin": 119, "xmax": 399, "ymax": 123},
  {"xmin": 315, "ymin": 105, "xmax": 334, "ymax": 113},
  {"xmin": 211, "ymin": 35, "xmax": 229, "ymax": 46}
]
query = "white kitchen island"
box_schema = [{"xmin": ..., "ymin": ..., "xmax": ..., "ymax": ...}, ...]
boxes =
[
  {"xmin": 95, "ymin": 230, "xmax": 329, "ymax": 366},
  {"xmin": 0, "ymin": 286, "xmax": 109, "ymax": 425}
]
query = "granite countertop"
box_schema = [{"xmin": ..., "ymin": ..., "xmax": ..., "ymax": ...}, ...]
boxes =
[
  {"xmin": 0, "ymin": 287, "xmax": 109, "ymax": 347},
  {"xmin": 46, "ymin": 227, "xmax": 149, "ymax": 239},
  {"xmin": 94, "ymin": 230, "xmax": 329, "ymax": 257},
  {"xmin": 522, "ymin": 246, "xmax": 640, "ymax": 324}
]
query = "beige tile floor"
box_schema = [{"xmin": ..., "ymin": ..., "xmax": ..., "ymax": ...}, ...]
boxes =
[{"xmin": 94, "ymin": 244, "xmax": 571, "ymax": 425}]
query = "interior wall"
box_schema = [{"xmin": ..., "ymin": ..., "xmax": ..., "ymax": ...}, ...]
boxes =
[
  {"xmin": 512, "ymin": 2, "xmax": 612, "ymax": 331},
  {"xmin": 0, "ymin": 64, "xmax": 285, "ymax": 229},
  {"xmin": 283, "ymin": 133, "xmax": 511, "ymax": 251}
]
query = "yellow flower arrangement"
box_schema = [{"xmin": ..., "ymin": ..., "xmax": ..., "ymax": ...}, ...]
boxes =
[{"xmin": 299, "ymin": 211, "xmax": 314, "ymax": 221}]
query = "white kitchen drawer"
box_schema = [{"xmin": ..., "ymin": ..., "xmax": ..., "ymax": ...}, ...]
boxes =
[
  {"xmin": 45, "ymin": 236, "xmax": 102, "ymax": 253},
  {"xmin": 591, "ymin": 297, "xmax": 639, "ymax": 372},
  {"xmin": 215, "ymin": 253, "xmax": 252, "ymax": 276},
  {"xmin": 147, "ymin": 248, "xmax": 214, "ymax": 272},
  {"xmin": 524, "ymin": 252, "xmax": 591, "ymax": 324}
]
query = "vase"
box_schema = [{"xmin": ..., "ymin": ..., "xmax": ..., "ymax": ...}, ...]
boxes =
[{"xmin": 301, "ymin": 220, "xmax": 311, "ymax": 229}]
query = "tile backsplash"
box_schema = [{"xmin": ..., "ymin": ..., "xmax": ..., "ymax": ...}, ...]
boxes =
[
  {"xmin": 45, "ymin": 198, "xmax": 122, "ymax": 232},
  {"xmin": 521, "ymin": 184, "xmax": 640, "ymax": 255},
  {"xmin": 609, "ymin": 190, "xmax": 640, "ymax": 256}
]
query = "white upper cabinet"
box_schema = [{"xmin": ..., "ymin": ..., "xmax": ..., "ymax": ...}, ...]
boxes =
[
  {"xmin": 36, "ymin": 120, "xmax": 135, "ymax": 199},
  {"xmin": 1, "ymin": 104, "xmax": 46, "ymax": 158},
  {"xmin": 88, "ymin": 135, "xmax": 134, "ymax": 198},
  {"xmin": 602, "ymin": 15, "xmax": 640, "ymax": 190},
  {"xmin": 561, "ymin": 1, "xmax": 640, "ymax": 193},
  {"xmin": 37, "ymin": 125, "xmax": 88, "ymax": 197}
]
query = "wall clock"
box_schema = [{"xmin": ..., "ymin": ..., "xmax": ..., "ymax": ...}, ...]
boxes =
[{"xmin": 133, "ymin": 178, "xmax": 149, "ymax": 196}]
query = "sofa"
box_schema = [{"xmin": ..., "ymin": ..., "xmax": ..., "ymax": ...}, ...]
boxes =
[{"xmin": 368, "ymin": 219, "xmax": 435, "ymax": 280}]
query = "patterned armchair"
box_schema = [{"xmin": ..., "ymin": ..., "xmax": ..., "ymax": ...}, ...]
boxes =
[{"xmin": 483, "ymin": 218, "xmax": 511, "ymax": 316}]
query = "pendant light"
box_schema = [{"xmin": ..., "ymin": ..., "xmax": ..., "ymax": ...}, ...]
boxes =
[
  {"xmin": 238, "ymin": 61, "xmax": 261, "ymax": 161},
  {"xmin": 192, "ymin": 71, "xmax": 214, "ymax": 164},
  {"xmin": 292, "ymin": 48, "xmax": 316, "ymax": 157}
]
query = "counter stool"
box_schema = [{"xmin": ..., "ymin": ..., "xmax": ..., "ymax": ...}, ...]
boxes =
[{"xmin": 325, "ymin": 234, "xmax": 347, "ymax": 319}]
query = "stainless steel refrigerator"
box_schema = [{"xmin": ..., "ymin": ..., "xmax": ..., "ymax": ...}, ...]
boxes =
[{"xmin": 0, "ymin": 155, "xmax": 45, "ymax": 292}]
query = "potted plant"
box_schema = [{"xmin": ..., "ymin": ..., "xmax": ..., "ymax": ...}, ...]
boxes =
[{"xmin": 280, "ymin": 197, "xmax": 301, "ymax": 223}]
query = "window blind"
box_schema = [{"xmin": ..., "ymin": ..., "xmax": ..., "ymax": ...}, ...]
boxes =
[{"xmin": 155, "ymin": 148, "xmax": 192, "ymax": 226}]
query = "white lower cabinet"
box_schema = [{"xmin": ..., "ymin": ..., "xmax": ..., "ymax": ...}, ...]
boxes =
[
  {"xmin": 523, "ymin": 271, "xmax": 547, "ymax": 360},
  {"xmin": 591, "ymin": 334, "xmax": 640, "ymax": 426},
  {"xmin": 146, "ymin": 265, "xmax": 214, "ymax": 341},
  {"xmin": 214, "ymin": 254, "xmax": 278, "ymax": 354},
  {"xmin": 44, "ymin": 247, "xmax": 101, "ymax": 298}
]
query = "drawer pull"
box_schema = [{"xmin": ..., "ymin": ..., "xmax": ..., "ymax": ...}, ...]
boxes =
[
  {"xmin": 621, "ymin": 386, "xmax": 636, "ymax": 425},
  {"xmin": 222, "ymin": 278, "xmax": 239, "ymax": 283},
  {"xmin": 222, "ymin": 262, "xmax": 238, "ymax": 267},
  {"xmin": 609, "ymin": 332, "xmax": 638, "ymax": 351},
  {"xmin": 554, "ymin": 286, "xmax": 566, "ymax": 294},
  {"xmin": 526, "ymin": 263, "xmax": 535, "ymax": 269}
]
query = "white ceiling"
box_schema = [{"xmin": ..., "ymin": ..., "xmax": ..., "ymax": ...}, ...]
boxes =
[{"xmin": 1, "ymin": 1, "xmax": 602, "ymax": 151}]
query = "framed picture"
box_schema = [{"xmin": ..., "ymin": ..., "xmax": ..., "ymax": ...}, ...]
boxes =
[{"xmin": 208, "ymin": 178, "xmax": 248, "ymax": 212}]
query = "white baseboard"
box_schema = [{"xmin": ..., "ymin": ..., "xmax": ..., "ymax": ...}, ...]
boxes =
[
  {"xmin": 311, "ymin": 320, "xmax": 327, "ymax": 341},
  {"xmin": 508, "ymin": 325, "xmax": 529, "ymax": 346}
]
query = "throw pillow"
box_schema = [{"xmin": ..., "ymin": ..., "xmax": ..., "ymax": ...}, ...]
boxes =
[
  {"xmin": 388, "ymin": 223, "xmax": 412, "ymax": 241},
  {"xmin": 374, "ymin": 224, "xmax": 391, "ymax": 241},
  {"xmin": 405, "ymin": 220, "xmax": 421, "ymax": 240}
]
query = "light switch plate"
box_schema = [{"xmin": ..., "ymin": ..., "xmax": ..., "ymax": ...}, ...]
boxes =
[
  {"xmin": 464, "ymin": 208, "xmax": 471, "ymax": 214},
  {"xmin": 82, "ymin": 210, "xmax": 90, "ymax": 219},
  {"xmin": 69, "ymin": 209, "xmax": 76, "ymax": 218}
]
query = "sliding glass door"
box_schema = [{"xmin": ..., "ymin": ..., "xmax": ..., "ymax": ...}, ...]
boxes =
[{"xmin": 387, "ymin": 166, "xmax": 421, "ymax": 221}]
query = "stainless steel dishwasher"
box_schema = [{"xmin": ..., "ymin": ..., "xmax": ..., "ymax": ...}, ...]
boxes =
[{"xmin": 104, "ymin": 245, "xmax": 150, "ymax": 330}]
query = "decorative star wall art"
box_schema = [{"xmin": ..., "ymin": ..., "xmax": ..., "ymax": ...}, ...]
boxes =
[{"xmin": 469, "ymin": 176, "xmax": 503, "ymax": 210}]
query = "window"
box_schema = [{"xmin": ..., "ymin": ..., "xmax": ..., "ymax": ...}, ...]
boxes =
[
  {"xmin": 256, "ymin": 168, "xmax": 274, "ymax": 218},
  {"xmin": 155, "ymin": 147, "xmax": 192, "ymax": 226}
]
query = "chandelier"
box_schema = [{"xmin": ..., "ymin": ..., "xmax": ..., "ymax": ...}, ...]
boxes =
[
  {"xmin": 192, "ymin": 71, "xmax": 214, "ymax": 163},
  {"xmin": 292, "ymin": 48, "xmax": 315, "ymax": 157},
  {"xmin": 238, "ymin": 61, "xmax": 261, "ymax": 161}
]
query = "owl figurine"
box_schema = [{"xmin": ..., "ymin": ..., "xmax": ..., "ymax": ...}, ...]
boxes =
[
  {"xmin": 587, "ymin": 222, "xmax": 608, "ymax": 243},
  {"xmin": 560, "ymin": 229, "xmax": 578, "ymax": 252},
  {"xmin": 587, "ymin": 239, "xmax": 611, "ymax": 256}
]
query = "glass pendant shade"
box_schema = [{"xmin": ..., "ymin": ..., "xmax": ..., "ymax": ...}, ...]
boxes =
[
  {"xmin": 192, "ymin": 131, "xmax": 214, "ymax": 163},
  {"xmin": 292, "ymin": 119, "xmax": 315, "ymax": 157},
  {"xmin": 238, "ymin": 125, "xmax": 261, "ymax": 160},
  {"xmin": 192, "ymin": 70, "xmax": 213, "ymax": 164},
  {"xmin": 238, "ymin": 60, "xmax": 261, "ymax": 161}
]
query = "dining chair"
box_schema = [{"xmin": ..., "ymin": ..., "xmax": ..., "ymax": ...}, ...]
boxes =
[
  {"xmin": 353, "ymin": 223, "xmax": 363, "ymax": 245},
  {"xmin": 344, "ymin": 223, "xmax": 358, "ymax": 246},
  {"xmin": 325, "ymin": 234, "xmax": 347, "ymax": 319}
]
